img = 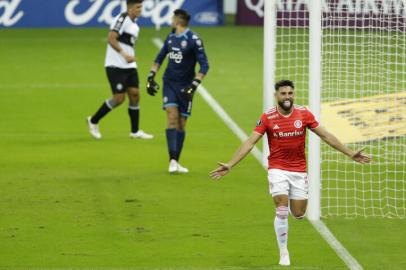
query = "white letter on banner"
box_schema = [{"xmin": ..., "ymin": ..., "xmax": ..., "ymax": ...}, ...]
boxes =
[
  {"xmin": 65, "ymin": 0, "xmax": 105, "ymax": 25},
  {"xmin": 285, "ymin": 0, "xmax": 293, "ymax": 11},
  {"xmin": 381, "ymin": 0, "xmax": 403, "ymax": 15},
  {"xmin": 392, "ymin": 0, "xmax": 405, "ymax": 16},
  {"xmin": 275, "ymin": 0, "xmax": 285, "ymax": 11},
  {"xmin": 337, "ymin": 0, "xmax": 355, "ymax": 14},
  {"xmin": 322, "ymin": 0, "xmax": 330, "ymax": 13},
  {"xmin": 354, "ymin": 0, "xmax": 362, "ymax": 14},
  {"xmin": 295, "ymin": 0, "xmax": 308, "ymax": 11},
  {"xmin": 363, "ymin": 0, "xmax": 379, "ymax": 14},
  {"xmin": 141, "ymin": 0, "xmax": 156, "ymax": 20},
  {"xmin": 244, "ymin": 0, "xmax": 264, "ymax": 17},
  {"xmin": 98, "ymin": 0, "xmax": 125, "ymax": 24},
  {"xmin": 142, "ymin": 0, "xmax": 185, "ymax": 28},
  {"xmin": 0, "ymin": 0, "xmax": 24, "ymax": 27}
]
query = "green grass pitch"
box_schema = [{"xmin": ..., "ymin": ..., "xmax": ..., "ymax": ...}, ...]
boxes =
[{"xmin": 0, "ymin": 26, "xmax": 405, "ymax": 269}]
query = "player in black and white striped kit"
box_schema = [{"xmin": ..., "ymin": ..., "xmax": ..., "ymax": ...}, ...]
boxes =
[{"xmin": 87, "ymin": 0, "xmax": 153, "ymax": 139}]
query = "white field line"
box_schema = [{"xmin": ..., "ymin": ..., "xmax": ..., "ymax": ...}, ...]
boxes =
[
  {"xmin": 152, "ymin": 37, "xmax": 362, "ymax": 270},
  {"xmin": 310, "ymin": 220, "xmax": 363, "ymax": 270}
]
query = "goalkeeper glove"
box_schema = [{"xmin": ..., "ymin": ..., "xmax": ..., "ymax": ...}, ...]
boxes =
[
  {"xmin": 146, "ymin": 71, "xmax": 159, "ymax": 96},
  {"xmin": 181, "ymin": 78, "xmax": 201, "ymax": 101}
]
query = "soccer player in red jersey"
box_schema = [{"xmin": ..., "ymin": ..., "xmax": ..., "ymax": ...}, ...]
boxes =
[{"xmin": 210, "ymin": 80, "xmax": 371, "ymax": 266}]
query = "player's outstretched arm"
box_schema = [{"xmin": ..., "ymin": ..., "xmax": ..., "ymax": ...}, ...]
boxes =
[
  {"xmin": 351, "ymin": 148, "xmax": 371, "ymax": 164},
  {"xmin": 311, "ymin": 126, "xmax": 371, "ymax": 164},
  {"xmin": 209, "ymin": 162, "xmax": 231, "ymax": 180},
  {"xmin": 209, "ymin": 132, "xmax": 263, "ymax": 180}
]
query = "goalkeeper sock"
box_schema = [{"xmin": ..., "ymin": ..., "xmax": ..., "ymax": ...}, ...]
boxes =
[
  {"xmin": 166, "ymin": 128, "xmax": 177, "ymax": 161},
  {"xmin": 128, "ymin": 104, "xmax": 140, "ymax": 133},
  {"xmin": 274, "ymin": 206, "xmax": 289, "ymax": 253},
  {"xmin": 175, "ymin": 130, "xmax": 185, "ymax": 161},
  {"xmin": 91, "ymin": 100, "xmax": 113, "ymax": 124}
]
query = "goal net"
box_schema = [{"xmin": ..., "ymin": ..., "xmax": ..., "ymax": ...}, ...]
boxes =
[{"xmin": 274, "ymin": 0, "xmax": 406, "ymax": 218}]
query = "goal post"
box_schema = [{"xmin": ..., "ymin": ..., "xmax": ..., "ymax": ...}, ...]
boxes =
[
  {"xmin": 263, "ymin": 0, "xmax": 276, "ymax": 168},
  {"xmin": 307, "ymin": 0, "xmax": 322, "ymax": 221}
]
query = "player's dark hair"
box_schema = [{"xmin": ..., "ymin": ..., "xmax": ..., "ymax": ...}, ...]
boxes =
[
  {"xmin": 174, "ymin": 9, "xmax": 191, "ymax": 26},
  {"xmin": 274, "ymin": 80, "xmax": 295, "ymax": 91},
  {"xmin": 127, "ymin": 0, "xmax": 142, "ymax": 5}
]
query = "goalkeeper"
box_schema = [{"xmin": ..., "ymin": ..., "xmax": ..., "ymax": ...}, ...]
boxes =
[{"xmin": 146, "ymin": 9, "xmax": 209, "ymax": 173}]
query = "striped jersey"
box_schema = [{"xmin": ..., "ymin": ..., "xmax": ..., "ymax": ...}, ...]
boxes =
[
  {"xmin": 105, "ymin": 12, "xmax": 139, "ymax": 69},
  {"xmin": 254, "ymin": 105, "xmax": 320, "ymax": 172}
]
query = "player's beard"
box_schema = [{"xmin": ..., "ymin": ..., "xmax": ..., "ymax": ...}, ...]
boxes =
[{"xmin": 278, "ymin": 99, "xmax": 293, "ymax": 111}]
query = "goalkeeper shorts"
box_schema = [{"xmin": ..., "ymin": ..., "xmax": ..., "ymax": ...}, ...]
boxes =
[{"xmin": 162, "ymin": 80, "xmax": 193, "ymax": 117}]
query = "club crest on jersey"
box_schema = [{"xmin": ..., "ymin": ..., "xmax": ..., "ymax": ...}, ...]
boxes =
[
  {"xmin": 116, "ymin": 83, "xmax": 123, "ymax": 91},
  {"xmin": 196, "ymin": 39, "xmax": 202, "ymax": 46},
  {"xmin": 294, "ymin": 120, "xmax": 302, "ymax": 128},
  {"xmin": 181, "ymin": 40, "xmax": 187, "ymax": 48},
  {"xmin": 163, "ymin": 96, "xmax": 168, "ymax": 103},
  {"xmin": 256, "ymin": 119, "xmax": 262, "ymax": 126}
]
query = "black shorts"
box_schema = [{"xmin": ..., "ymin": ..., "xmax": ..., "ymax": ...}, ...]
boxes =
[{"xmin": 105, "ymin": 67, "xmax": 139, "ymax": 94}]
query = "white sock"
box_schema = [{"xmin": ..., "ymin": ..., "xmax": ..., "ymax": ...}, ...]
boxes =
[{"xmin": 274, "ymin": 205, "xmax": 289, "ymax": 253}]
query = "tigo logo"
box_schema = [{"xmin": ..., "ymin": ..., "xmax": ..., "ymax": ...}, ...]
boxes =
[{"xmin": 169, "ymin": 51, "xmax": 183, "ymax": 64}]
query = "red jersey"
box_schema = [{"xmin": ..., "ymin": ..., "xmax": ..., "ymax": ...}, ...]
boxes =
[{"xmin": 254, "ymin": 105, "xmax": 320, "ymax": 172}]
